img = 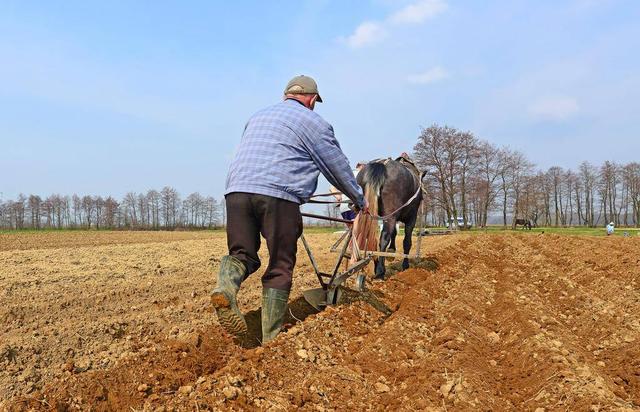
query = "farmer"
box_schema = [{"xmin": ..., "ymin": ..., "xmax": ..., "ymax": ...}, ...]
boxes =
[
  {"xmin": 606, "ymin": 221, "xmax": 615, "ymax": 236},
  {"xmin": 213, "ymin": 75, "xmax": 365, "ymax": 344}
]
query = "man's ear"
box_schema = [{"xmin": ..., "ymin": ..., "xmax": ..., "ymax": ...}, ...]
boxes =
[{"xmin": 309, "ymin": 94, "xmax": 318, "ymax": 110}]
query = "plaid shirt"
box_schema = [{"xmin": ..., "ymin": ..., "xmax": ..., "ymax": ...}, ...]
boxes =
[{"xmin": 226, "ymin": 99, "xmax": 364, "ymax": 207}]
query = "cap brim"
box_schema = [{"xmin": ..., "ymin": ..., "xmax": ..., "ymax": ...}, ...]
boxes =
[{"xmin": 316, "ymin": 94, "xmax": 323, "ymax": 103}]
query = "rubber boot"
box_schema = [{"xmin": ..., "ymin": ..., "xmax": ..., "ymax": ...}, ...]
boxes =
[
  {"xmin": 261, "ymin": 288, "xmax": 290, "ymax": 344},
  {"xmin": 211, "ymin": 256, "xmax": 248, "ymax": 339}
]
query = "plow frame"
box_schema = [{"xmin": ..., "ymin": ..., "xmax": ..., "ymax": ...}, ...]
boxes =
[
  {"xmin": 300, "ymin": 211, "xmax": 375, "ymax": 310},
  {"xmin": 299, "ymin": 203, "xmax": 425, "ymax": 310},
  {"xmin": 300, "ymin": 224, "xmax": 372, "ymax": 310}
]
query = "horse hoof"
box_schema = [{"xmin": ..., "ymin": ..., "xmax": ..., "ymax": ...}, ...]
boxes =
[{"xmin": 373, "ymin": 274, "xmax": 385, "ymax": 281}]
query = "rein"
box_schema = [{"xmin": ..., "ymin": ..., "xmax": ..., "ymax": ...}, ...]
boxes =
[
  {"xmin": 307, "ymin": 199, "xmax": 351, "ymax": 204},
  {"xmin": 309, "ymin": 192, "xmax": 342, "ymax": 198},
  {"xmin": 300, "ymin": 212, "xmax": 353, "ymax": 224},
  {"xmin": 365, "ymin": 174, "xmax": 424, "ymax": 221}
]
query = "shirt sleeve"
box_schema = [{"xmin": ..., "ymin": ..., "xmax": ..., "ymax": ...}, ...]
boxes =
[{"xmin": 300, "ymin": 122, "xmax": 364, "ymax": 208}]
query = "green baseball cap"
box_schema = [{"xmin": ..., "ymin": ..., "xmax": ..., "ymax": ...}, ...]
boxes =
[{"xmin": 284, "ymin": 75, "xmax": 323, "ymax": 102}]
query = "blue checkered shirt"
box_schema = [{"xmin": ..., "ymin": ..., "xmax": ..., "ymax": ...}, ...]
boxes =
[{"xmin": 225, "ymin": 99, "xmax": 364, "ymax": 207}]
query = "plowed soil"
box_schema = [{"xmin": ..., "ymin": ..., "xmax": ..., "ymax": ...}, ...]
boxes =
[{"xmin": 1, "ymin": 231, "xmax": 639, "ymax": 411}]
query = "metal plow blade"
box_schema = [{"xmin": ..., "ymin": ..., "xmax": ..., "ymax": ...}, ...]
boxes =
[
  {"xmin": 302, "ymin": 288, "xmax": 327, "ymax": 311},
  {"xmin": 302, "ymin": 287, "xmax": 345, "ymax": 311},
  {"xmin": 303, "ymin": 284, "xmax": 392, "ymax": 316}
]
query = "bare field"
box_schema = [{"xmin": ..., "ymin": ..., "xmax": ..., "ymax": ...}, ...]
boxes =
[
  {"xmin": 0, "ymin": 230, "xmax": 220, "ymax": 252},
  {"xmin": 1, "ymin": 230, "xmax": 639, "ymax": 410}
]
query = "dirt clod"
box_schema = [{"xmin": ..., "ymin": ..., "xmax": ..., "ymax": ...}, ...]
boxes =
[
  {"xmin": 222, "ymin": 386, "xmax": 240, "ymax": 400},
  {"xmin": 487, "ymin": 331, "xmax": 500, "ymax": 344},
  {"xmin": 178, "ymin": 385, "xmax": 192, "ymax": 394},
  {"xmin": 375, "ymin": 382, "xmax": 391, "ymax": 393}
]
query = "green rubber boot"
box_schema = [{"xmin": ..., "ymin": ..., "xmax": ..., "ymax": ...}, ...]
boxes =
[
  {"xmin": 211, "ymin": 256, "xmax": 248, "ymax": 339},
  {"xmin": 261, "ymin": 288, "xmax": 290, "ymax": 344}
]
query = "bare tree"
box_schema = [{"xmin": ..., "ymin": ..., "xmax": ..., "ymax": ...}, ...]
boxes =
[
  {"xmin": 137, "ymin": 193, "xmax": 148, "ymax": 228},
  {"xmin": 123, "ymin": 192, "xmax": 139, "ymax": 228},
  {"xmin": 474, "ymin": 143, "xmax": 504, "ymax": 227},
  {"xmin": 81, "ymin": 195, "xmax": 95, "ymax": 228},
  {"xmin": 508, "ymin": 152, "xmax": 534, "ymax": 227},
  {"xmin": 599, "ymin": 161, "xmax": 620, "ymax": 226},
  {"xmin": 458, "ymin": 131, "xmax": 479, "ymax": 228},
  {"xmin": 103, "ymin": 196, "xmax": 119, "ymax": 229},
  {"xmin": 547, "ymin": 167, "xmax": 564, "ymax": 226},
  {"xmin": 564, "ymin": 170, "xmax": 577, "ymax": 226},
  {"xmin": 160, "ymin": 186, "xmax": 180, "ymax": 228},
  {"xmin": 28, "ymin": 195, "xmax": 42, "ymax": 229},
  {"xmin": 72, "ymin": 194, "xmax": 82, "ymax": 228},
  {"xmin": 623, "ymin": 162, "xmax": 640, "ymax": 226},
  {"xmin": 95, "ymin": 196, "xmax": 105, "ymax": 229},
  {"xmin": 579, "ymin": 162, "xmax": 597, "ymax": 226},
  {"xmin": 147, "ymin": 189, "xmax": 161, "ymax": 229},
  {"xmin": 204, "ymin": 196, "xmax": 220, "ymax": 228},
  {"xmin": 414, "ymin": 125, "xmax": 464, "ymax": 226}
]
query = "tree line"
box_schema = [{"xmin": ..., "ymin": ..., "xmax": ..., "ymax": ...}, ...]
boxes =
[
  {"xmin": 0, "ymin": 187, "xmax": 223, "ymax": 230},
  {"xmin": 2, "ymin": 124, "xmax": 638, "ymax": 230},
  {"xmin": 414, "ymin": 124, "xmax": 640, "ymax": 228}
]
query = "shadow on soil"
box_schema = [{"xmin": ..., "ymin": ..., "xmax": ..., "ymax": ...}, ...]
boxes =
[
  {"xmin": 385, "ymin": 256, "xmax": 439, "ymax": 277},
  {"xmin": 241, "ymin": 296, "xmax": 321, "ymax": 349}
]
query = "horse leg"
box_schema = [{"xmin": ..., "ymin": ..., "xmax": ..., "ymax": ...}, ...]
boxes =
[
  {"xmin": 402, "ymin": 218, "xmax": 416, "ymax": 271},
  {"xmin": 388, "ymin": 225, "xmax": 398, "ymax": 254},
  {"xmin": 375, "ymin": 220, "xmax": 394, "ymax": 280}
]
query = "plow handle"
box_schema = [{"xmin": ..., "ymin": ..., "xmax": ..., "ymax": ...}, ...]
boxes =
[{"xmin": 301, "ymin": 212, "xmax": 353, "ymax": 224}]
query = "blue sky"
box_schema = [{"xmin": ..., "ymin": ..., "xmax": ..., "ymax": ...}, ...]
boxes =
[{"xmin": 1, "ymin": 0, "xmax": 639, "ymax": 200}]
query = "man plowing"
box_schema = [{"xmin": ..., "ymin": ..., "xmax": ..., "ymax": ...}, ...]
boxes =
[{"xmin": 212, "ymin": 75, "xmax": 364, "ymax": 344}]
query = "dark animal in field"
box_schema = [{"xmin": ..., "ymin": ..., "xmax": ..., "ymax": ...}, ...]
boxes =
[
  {"xmin": 357, "ymin": 156, "xmax": 424, "ymax": 280},
  {"xmin": 514, "ymin": 218, "xmax": 532, "ymax": 230}
]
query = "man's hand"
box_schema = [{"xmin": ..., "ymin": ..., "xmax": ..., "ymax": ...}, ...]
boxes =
[
  {"xmin": 361, "ymin": 198, "xmax": 369, "ymax": 215},
  {"xmin": 350, "ymin": 198, "xmax": 368, "ymax": 214}
]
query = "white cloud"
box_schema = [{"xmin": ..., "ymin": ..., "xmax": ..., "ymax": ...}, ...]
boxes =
[
  {"xmin": 528, "ymin": 96, "xmax": 579, "ymax": 121},
  {"xmin": 407, "ymin": 66, "xmax": 450, "ymax": 84},
  {"xmin": 390, "ymin": 0, "xmax": 448, "ymax": 25},
  {"xmin": 343, "ymin": 0, "xmax": 447, "ymax": 48},
  {"xmin": 345, "ymin": 21, "xmax": 386, "ymax": 48}
]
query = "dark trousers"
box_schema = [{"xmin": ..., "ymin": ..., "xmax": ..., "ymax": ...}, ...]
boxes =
[{"xmin": 225, "ymin": 192, "xmax": 302, "ymax": 291}]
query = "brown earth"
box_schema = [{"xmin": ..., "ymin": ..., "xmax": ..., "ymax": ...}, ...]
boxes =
[
  {"xmin": 0, "ymin": 231, "xmax": 216, "ymax": 252},
  {"xmin": 1, "ymin": 230, "xmax": 639, "ymax": 411}
]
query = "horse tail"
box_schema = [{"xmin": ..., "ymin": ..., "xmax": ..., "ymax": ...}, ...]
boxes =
[
  {"xmin": 361, "ymin": 162, "xmax": 386, "ymax": 217},
  {"xmin": 351, "ymin": 162, "xmax": 386, "ymax": 273}
]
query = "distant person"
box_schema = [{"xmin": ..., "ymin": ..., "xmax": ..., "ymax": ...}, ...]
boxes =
[
  {"xmin": 330, "ymin": 162, "xmax": 365, "ymax": 221},
  {"xmin": 214, "ymin": 75, "xmax": 365, "ymax": 344},
  {"xmin": 606, "ymin": 221, "xmax": 615, "ymax": 236}
]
